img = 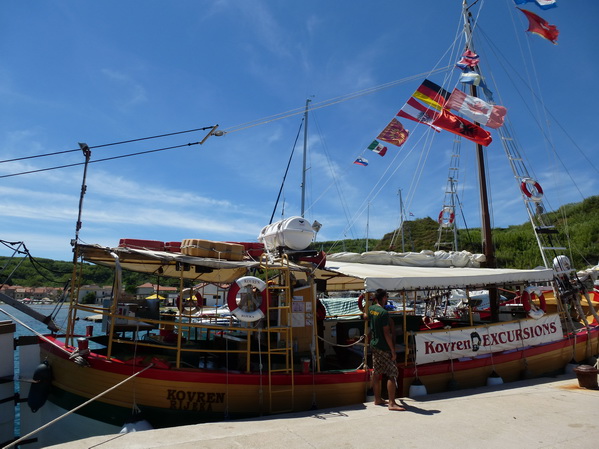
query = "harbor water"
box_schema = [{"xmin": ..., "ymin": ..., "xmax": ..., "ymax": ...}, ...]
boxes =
[{"xmin": 0, "ymin": 302, "xmax": 105, "ymax": 445}]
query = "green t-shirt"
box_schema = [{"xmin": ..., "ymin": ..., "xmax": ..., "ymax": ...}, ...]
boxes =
[{"xmin": 368, "ymin": 303, "xmax": 390, "ymax": 351}]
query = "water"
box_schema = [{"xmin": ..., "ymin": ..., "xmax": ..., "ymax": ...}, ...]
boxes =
[
  {"xmin": 0, "ymin": 302, "xmax": 104, "ymax": 440},
  {"xmin": 1, "ymin": 303, "xmax": 104, "ymax": 338}
]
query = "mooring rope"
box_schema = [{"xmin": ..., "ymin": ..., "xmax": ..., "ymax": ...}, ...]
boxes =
[
  {"xmin": 3, "ymin": 363, "xmax": 155, "ymax": 449},
  {"xmin": 0, "ymin": 309, "xmax": 71, "ymax": 357}
]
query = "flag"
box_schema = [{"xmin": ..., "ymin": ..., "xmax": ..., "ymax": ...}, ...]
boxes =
[
  {"xmin": 367, "ymin": 140, "xmax": 388, "ymax": 156},
  {"xmin": 447, "ymin": 88, "xmax": 507, "ymax": 129},
  {"xmin": 459, "ymin": 71, "xmax": 481, "ymax": 85},
  {"xmin": 518, "ymin": 8, "xmax": 559, "ymax": 44},
  {"xmin": 397, "ymin": 97, "xmax": 441, "ymax": 132},
  {"xmin": 412, "ymin": 79, "xmax": 451, "ymax": 111},
  {"xmin": 432, "ymin": 109, "xmax": 493, "ymax": 146},
  {"xmin": 354, "ymin": 157, "xmax": 368, "ymax": 166},
  {"xmin": 458, "ymin": 71, "xmax": 494, "ymax": 102},
  {"xmin": 409, "ymin": 212, "xmax": 414, "ymax": 217},
  {"xmin": 377, "ymin": 118, "xmax": 409, "ymax": 147},
  {"xmin": 514, "ymin": 0, "xmax": 557, "ymax": 10},
  {"xmin": 456, "ymin": 49, "xmax": 480, "ymax": 69}
]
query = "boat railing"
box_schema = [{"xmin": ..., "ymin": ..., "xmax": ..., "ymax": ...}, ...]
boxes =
[{"xmin": 67, "ymin": 299, "xmax": 305, "ymax": 374}]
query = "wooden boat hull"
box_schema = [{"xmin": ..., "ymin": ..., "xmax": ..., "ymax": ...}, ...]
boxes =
[
  {"xmin": 40, "ymin": 338, "xmax": 369, "ymax": 428},
  {"xmin": 398, "ymin": 325, "xmax": 599, "ymax": 396}
]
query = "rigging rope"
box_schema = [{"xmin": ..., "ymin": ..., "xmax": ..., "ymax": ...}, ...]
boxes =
[
  {"xmin": 1, "ymin": 68, "xmax": 453, "ymax": 180},
  {"xmin": 2, "ymin": 363, "xmax": 155, "ymax": 449}
]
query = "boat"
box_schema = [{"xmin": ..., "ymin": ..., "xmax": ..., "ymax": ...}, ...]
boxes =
[{"xmin": 2, "ymin": 1, "xmax": 598, "ymax": 447}]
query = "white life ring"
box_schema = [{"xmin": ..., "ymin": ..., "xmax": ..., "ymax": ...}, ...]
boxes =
[
  {"xmin": 438, "ymin": 207, "xmax": 455, "ymax": 227},
  {"xmin": 227, "ymin": 276, "xmax": 268, "ymax": 322},
  {"xmin": 521, "ymin": 287, "xmax": 546, "ymax": 319},
  {"xmin": 520, "ymin": 178, "xmax": 543, "ymax": 202}
]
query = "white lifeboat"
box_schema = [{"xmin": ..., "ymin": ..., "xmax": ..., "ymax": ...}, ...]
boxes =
[{"xmin": 258, "ymin": 216, "xmax": 316, "ymax": 251}]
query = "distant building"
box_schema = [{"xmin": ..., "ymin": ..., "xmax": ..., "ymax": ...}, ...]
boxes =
[
  {"xmin": 135, "ymin": 283, "xmax": 178, "ymax": 301},
  {"xmin": 78, "ymin": 285, "xmax": 113, "ymax": 303}
]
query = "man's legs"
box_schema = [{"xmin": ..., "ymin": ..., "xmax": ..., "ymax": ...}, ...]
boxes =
[{"xmin": 386, "ymin": 377, "xmax": 405, "ymax": 411}]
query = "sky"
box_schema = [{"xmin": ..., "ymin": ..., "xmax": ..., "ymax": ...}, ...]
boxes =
[{"xmin": 1, "ymin": 0, "xmax": 597, "ymax": 262}]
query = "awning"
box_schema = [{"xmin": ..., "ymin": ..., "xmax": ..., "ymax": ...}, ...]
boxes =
[
  {"xmin": 146, "ymin": 294, "xmax": 165, "ymax": 300},
  {"xmin": 76, "ymin": 244, "xmax": 309, "ymax": 284},
  {"xmin": 317, "ymin": 261, "xmax": 554, "ymax": 292}
]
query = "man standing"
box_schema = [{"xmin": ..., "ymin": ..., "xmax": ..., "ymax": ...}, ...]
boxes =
[{"xmin": 364, "ymin": 289, "xmax": 404, "ymax": 411}]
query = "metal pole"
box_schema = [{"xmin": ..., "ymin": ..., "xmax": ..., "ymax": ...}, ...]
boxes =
[
  {"xmin": 300, "ymin": 99, "xmax": 311, "ymax": 217},
  {"xmin": 462, "ymin": 1, "xmax": 499, "ymax": 320}
]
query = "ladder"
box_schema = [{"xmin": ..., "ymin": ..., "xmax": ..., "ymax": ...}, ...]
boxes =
[
  {"xmin": 495, "ymin": 125, "xmax": 568, "ymax": 270},
  {"xmin": 261, "ymin": 254, "xmax": 295, "ymax": 414}
]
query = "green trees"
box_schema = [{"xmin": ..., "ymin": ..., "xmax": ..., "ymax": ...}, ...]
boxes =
[{"xmin": 1, "ymin": 197, "xmax": 597, "ymax": 286}]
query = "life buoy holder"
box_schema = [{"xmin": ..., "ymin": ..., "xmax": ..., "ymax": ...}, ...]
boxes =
[
  {"xmin": 521, "ymin": 288, "xmax": 547, "ymax": 314},
  {"xmin": 358, "ymin": 293, "xmax": 366, "ymax": 312},
  {"xmin": 227, "ymin": 276, "xmax": 268, "ymax": 322},
  {"xmin": 520, "ymin": 178, "xmax": 543, "ymax": 202},
  {"xmin": 438, "ymin": 207, "xmax": 455, "ymax": 227}
]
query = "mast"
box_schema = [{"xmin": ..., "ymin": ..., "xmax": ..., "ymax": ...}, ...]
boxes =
[
  {"xmin": 462, "ymin": 0, "xmax": 499, "ymax": 320},
  {"xmin": 300, "ymin": 98, "xmax": 311, "ymax": 217},
  {"xmin": 365, "ymin": 202, "xmax": 370, "ymax": 252},
  {"xmin": 399, "ymin": 189, "xmax": 405, "ymax": 252}
]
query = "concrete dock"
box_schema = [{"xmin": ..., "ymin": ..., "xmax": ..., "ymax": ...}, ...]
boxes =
[{"xmin": 47, "ymin": 374, "xmax": 598, "ymax": 449}]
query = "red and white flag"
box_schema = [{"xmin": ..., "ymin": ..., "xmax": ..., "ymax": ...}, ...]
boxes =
[{"xmin": 447, "ymin": 88, "xmax": 507, "ymax": 129}]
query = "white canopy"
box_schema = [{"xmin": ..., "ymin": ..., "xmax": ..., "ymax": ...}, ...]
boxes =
[{"xmin": 318, "ymin": 260, "xmax": 554, "ymax": 292}]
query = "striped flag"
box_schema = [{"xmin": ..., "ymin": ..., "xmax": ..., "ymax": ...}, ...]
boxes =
[
  {"xmin": 397, "ymin": 97, "xmax": 441, "ymax": 132},
  {"xmin": 353, "ymin": 157, "xmax": 368, "ymax": 166},
  {"xmin": 514, "ymin": 0, "xmax": 557, "ymax": 10},
  {"xmin": 412, "ymin": 79, "xmax": 451, "ymax": 111},
  {"xmin": 367, "ymin": 140, "xmax": 388, "ymax": 156}
]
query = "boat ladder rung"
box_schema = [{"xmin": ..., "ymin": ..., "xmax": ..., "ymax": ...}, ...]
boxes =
[
  {"xmin": 269, "ymin": 384, "xmax": 294, "ymax": 414},
  {"xmin": 268, "ymin": 348, "xmax": 290, "ymax": 356},
  {"xmin": 541, "ymin": 246, "xmax": 567, "ymax": 250}
]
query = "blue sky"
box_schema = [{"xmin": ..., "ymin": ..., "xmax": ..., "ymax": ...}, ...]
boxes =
[{"xmin": 1, "ymin": 0, "xmax": 597, "ymax": 262}]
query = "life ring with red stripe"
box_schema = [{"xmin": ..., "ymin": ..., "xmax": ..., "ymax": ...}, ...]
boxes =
[
  {"xmin": 520, "ymin": 178, "xmax": 543, "ymax": 202},
  {"xmin": 438, "ymin": 207, "xmax": 455, "ymax": 227},
  {"xmin": 358, "ymin": 293, "xmax": 366, "ymax": 311},
  {"xmin": 176, "ymin": 290, "xmax": 203, "ymax": 313},
  {"xmin": 521, "ymin": 289, "xmax": 546, "ymax": 313},
  {"xmin": 227, "ymin": 276, "xmax": 268, "ymax": 322}
]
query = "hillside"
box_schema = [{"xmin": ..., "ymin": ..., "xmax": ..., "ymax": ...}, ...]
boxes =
[
  {"xmin": 1, "ymin": 196, "xmax": 597, "ymax": 289},
  {"xmin": 316, "ymin": 195, "xmax": 599, "ymax": 270}
]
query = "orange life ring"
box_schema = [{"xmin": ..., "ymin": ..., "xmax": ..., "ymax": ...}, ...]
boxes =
[
  {"xmin": 227, "ymin": 276, "xmax": 268, "ymax": 322},
  {"xmin": 520, "ymin": 178, "xmax": 543, "ymax": 202},
  {"xmin": 438, "ymin": 207, "xmax": 455, "ymax": 227},
  {"xmin": 358, "ymin": 293, "xmax": 366, "ymax": 311},
  {"xmin": 521, "ymin": 289, "xmax": 546, "ymax": 313},
  {"xmin": 176, "ymin": 290, "xmax": 203, "ymax": 312}
]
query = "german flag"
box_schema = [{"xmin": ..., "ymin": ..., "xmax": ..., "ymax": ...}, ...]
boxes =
[{"xmin": 412, "ymin": 79, "xmax": 451, "ymax": 111}]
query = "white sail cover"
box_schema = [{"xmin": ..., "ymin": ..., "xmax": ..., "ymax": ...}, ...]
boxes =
[
  {"xmin": 327, "ymin": 250, "xmax": 485, "ymax": 267},
  {"xmin": 321, "ymin": 260, "xmax": 554, "ymax": 292}
]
